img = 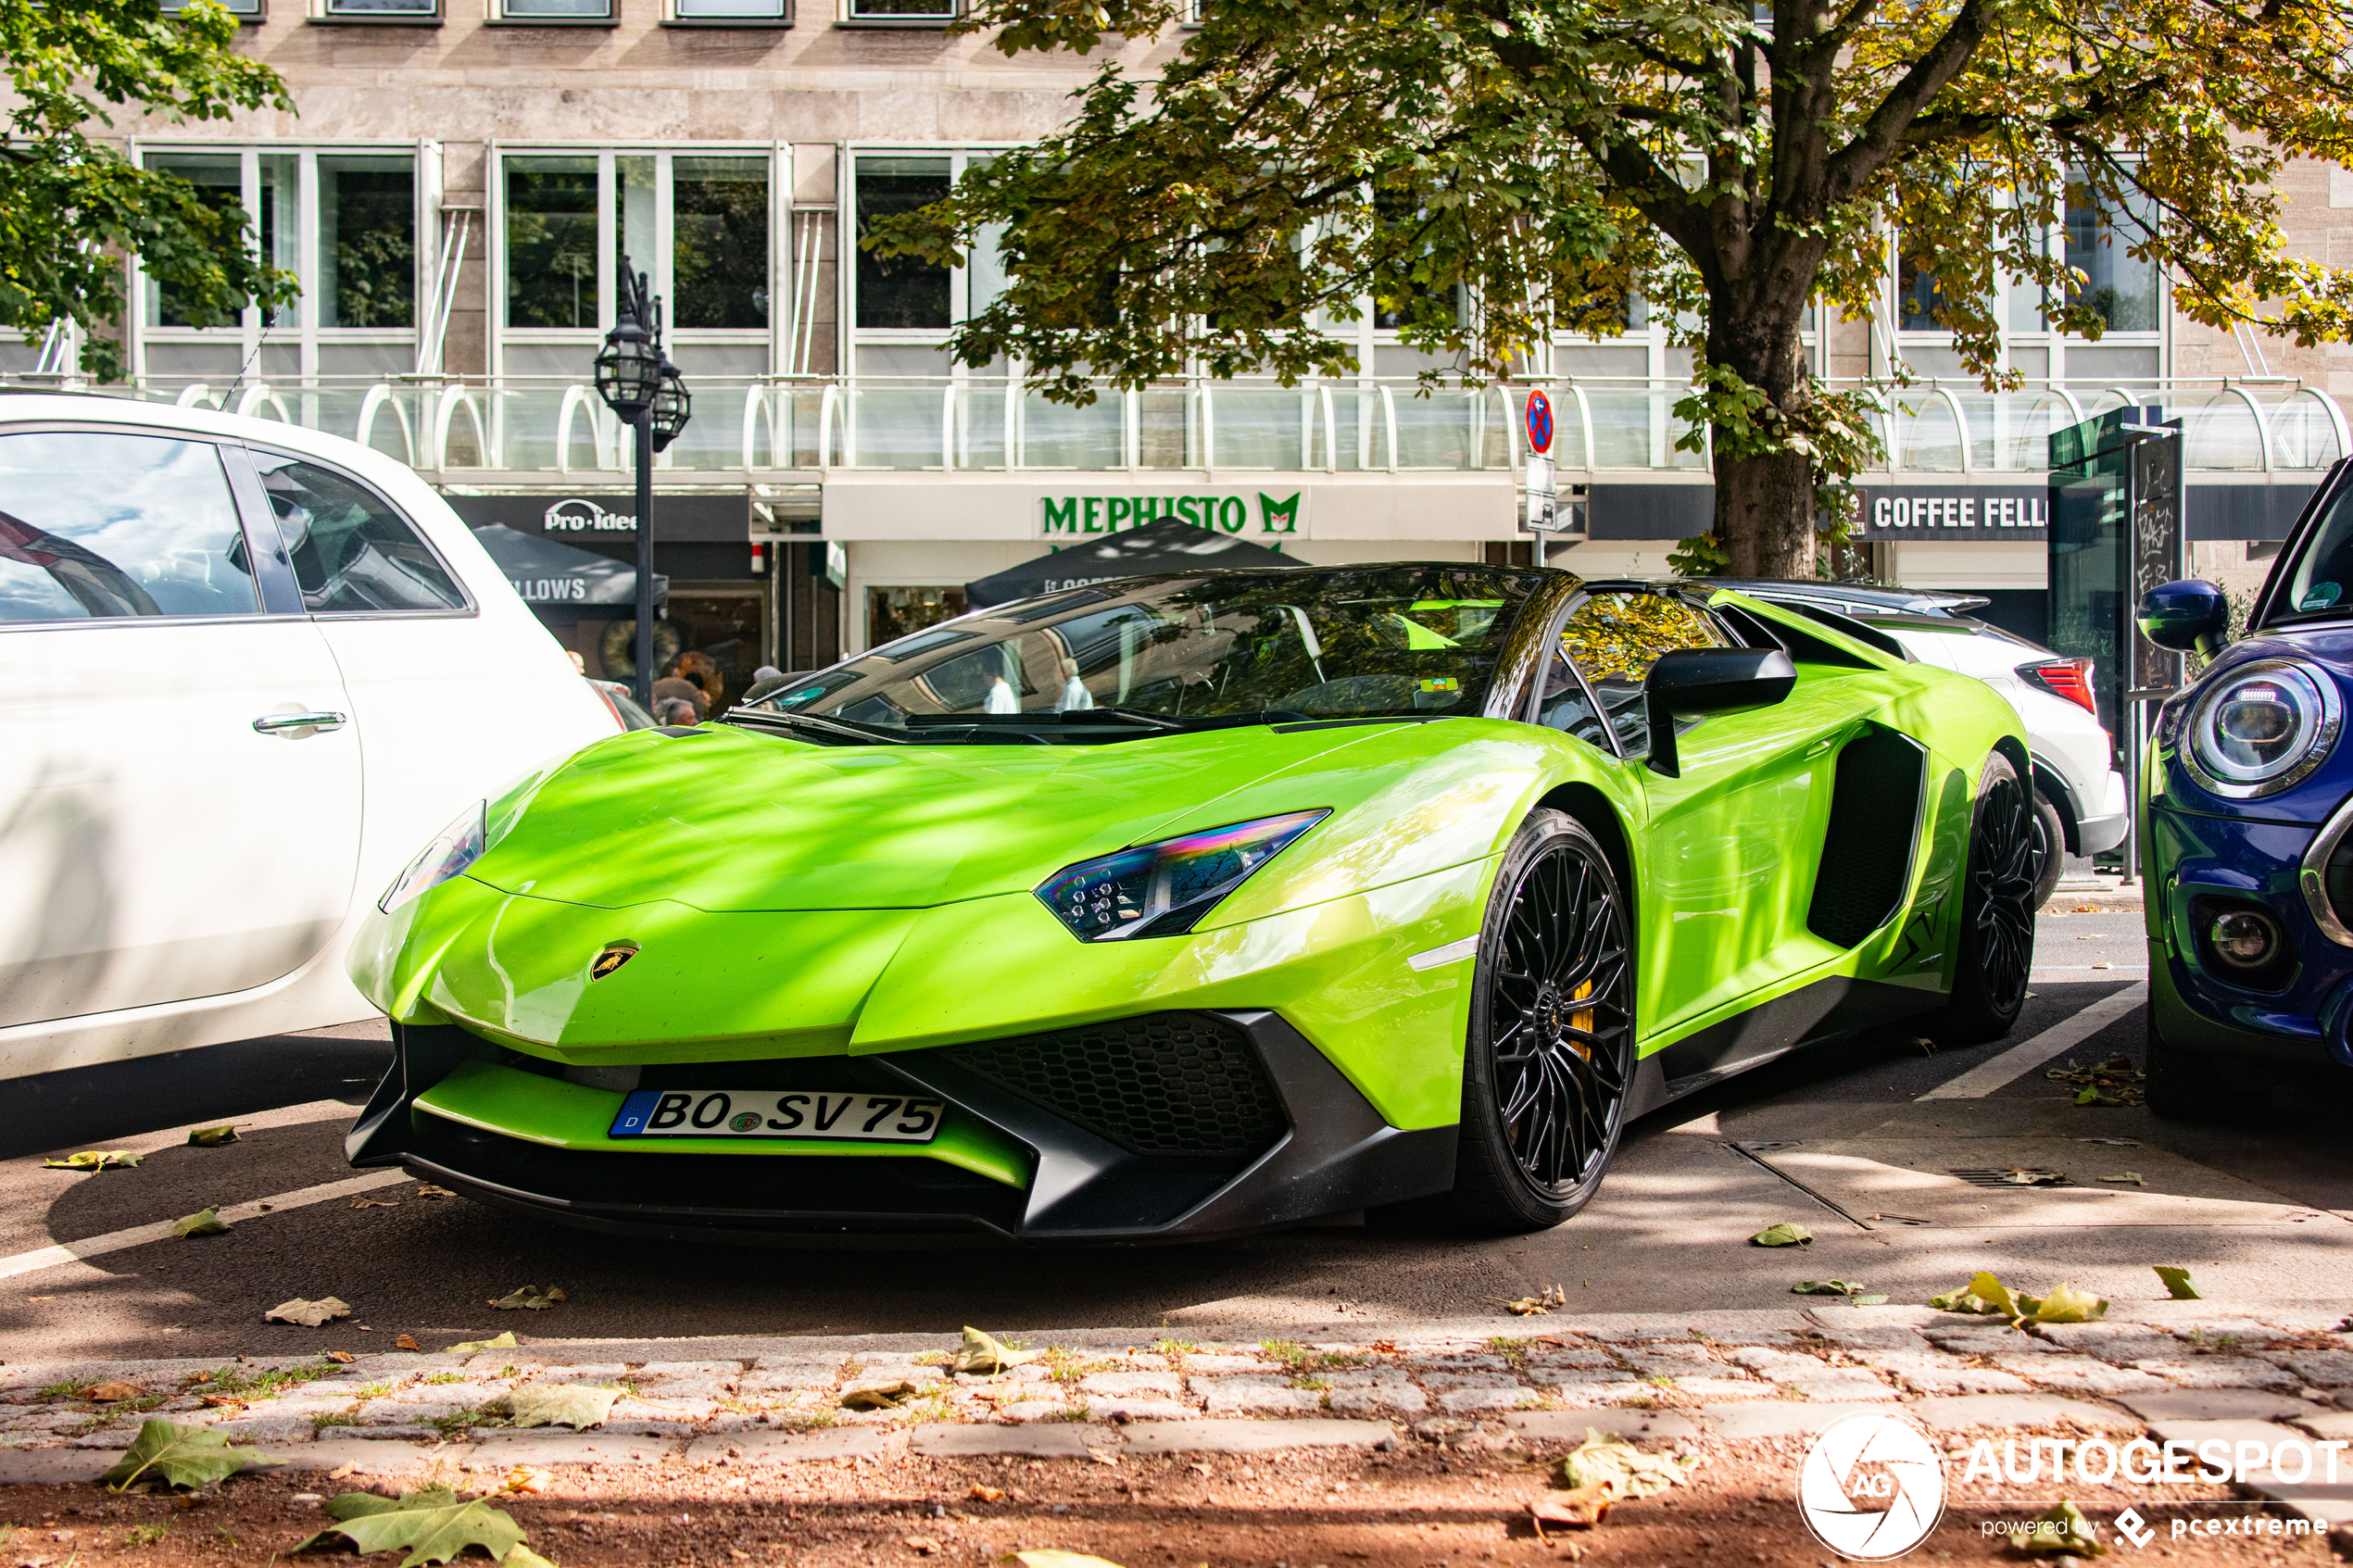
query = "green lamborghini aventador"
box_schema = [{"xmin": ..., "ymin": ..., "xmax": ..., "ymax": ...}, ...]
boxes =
[{"xmin": 346, "ymin": 563, "xmax": 2036, "ymax": 1242}]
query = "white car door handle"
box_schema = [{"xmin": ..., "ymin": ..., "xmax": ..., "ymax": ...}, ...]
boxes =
[{"xmin": 253, "ymin": 711, "xmax": 348, "ymax": 734}]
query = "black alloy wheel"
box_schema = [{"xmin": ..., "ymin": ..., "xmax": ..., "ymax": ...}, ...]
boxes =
[
  {"xmin": 1430, "ymin": 809, "xmax": 1637, "ymax": 1234},
  {"xmin": 1932, "ymin": 752, "xmax": 2039, "ymax": 1044}
]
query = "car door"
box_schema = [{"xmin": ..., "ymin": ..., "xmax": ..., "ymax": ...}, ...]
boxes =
[
  {"xmin": 0, "ymin": 424, "xmax": 360, "ymax": 1031},
  {"xmin": 1552, "ymin": 589, "xmax": 1858, "ymax": 1046}
]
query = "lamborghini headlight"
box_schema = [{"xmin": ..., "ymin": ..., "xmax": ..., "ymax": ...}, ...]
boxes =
[
  {"xmin": 1035, "ymin": 809, "xmax": 1330, "ymax": 942},
  {"xmin": 378, "ymin": 800, "xmax": 488, "ymax": 913},
  {"xmin": 2185, "ymin": 659, "xmax": 2341, "ymax": 798}
]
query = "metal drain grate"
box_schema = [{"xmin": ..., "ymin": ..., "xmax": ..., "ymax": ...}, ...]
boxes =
[{"xmin": 1950, "ymin": 1168, "xmax": 2075, "ymax": 1189}]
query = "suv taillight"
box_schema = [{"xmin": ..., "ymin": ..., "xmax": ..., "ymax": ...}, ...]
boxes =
[{"xmin": 2020, "ymin": 658, "xmax": 2098, "ymax": 716}]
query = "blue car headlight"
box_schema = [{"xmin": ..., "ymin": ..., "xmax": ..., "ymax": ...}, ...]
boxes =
[
  {"xmin": 1035, "ymin": 809, "xmax": 1330, "ymax": 942},
  {"xmin": 2184, "ymin": 659, "xmax": 2342, "ymax": 798},
  {"xmin": 378, "ymin": 800, "xmax": 488, "ymax": 914}
]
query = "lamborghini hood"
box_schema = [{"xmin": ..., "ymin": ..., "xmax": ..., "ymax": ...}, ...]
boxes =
[{"xmin": 464, "ymin": 720, "xmax": 1393, "ymax": 913}]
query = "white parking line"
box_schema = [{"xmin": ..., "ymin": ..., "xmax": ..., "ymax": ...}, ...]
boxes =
[
  {"xmin": 0, "ymin": 1169, "xmax": 409, "ymax": 1284},
  {"xmin": 1916, "ymin": 981, "xmax": 2148, "ymax": 1100}
]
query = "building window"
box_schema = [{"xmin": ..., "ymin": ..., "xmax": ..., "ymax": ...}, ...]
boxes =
[
  {"xmin": 673, "ymin": 157, "xmax": 771, "ymax": 329},
  {"xmin": 321, "ymin": 0, "xmax": 438, "ymax": 15},
  {"xmin": 506, "ymin": 157, "xmax": 600, "ymax": 331},
  {"xmin": 162, "ymin": 0, "xmax": 262, "ymax": 16},
  {"xmin": 844, "ymin": 0, "xmax": 957, "ymax": 21},
  {"xmin": 2065, "ymin": 178, "xmax": 2158, "ymax": 333},
  {"xmin": 498, "ymin": 0, "xmax": 614, "ymax": 17},
  {"xmin": 146, "ymin": 155, "xmax": 247, "ymax": 330},
  {"xmin": 321, "ymin": 155, "xmax": 417, "ymax": 328},
  {"xmin": 855, "ymin": 157, "xmax": 951, "ymax": 331},
  {"xmin": 674, "ymin": 0, "xmax": 788, "ymax": 15}
]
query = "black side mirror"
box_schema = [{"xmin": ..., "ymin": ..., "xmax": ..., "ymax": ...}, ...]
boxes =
[
  {"xmin": 2138, "ymin": 579, "xmax": 2230, "ymax": 657},
  {"xmin": 1644, "ymin": 646, "xmax": 1798, "ymax": 777}
]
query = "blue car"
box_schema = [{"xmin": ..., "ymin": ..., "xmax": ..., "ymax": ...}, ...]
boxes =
[{"xmin": 2141, "ymin": 468, "xmax": 2353, "ymax": 1115}]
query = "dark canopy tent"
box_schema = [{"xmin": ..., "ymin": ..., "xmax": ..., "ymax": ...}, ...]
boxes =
[
  {"xmin": 963, "ymin": 517, "xmax": 1308, "ymax": 609},
  {"xmin": 470, "ymin": 523, "xmax": 667, "ymax": 619}
]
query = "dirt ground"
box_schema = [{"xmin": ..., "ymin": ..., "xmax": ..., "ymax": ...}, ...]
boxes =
[{"xmin": 1, "ymin": 1427, "xmax": 2331, "ymax": 1568}]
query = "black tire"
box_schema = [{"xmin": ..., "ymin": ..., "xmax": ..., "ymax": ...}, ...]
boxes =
[
  {"xmin": 1931, "ymin": 752, "xmax": 2039, "ymax": 1046},
  {"xmin": 1429, "ymin": 809, "xmax": 1638, "ymax": 1235},
  {"xmin": 2027, "ymin": 787, "xmax": 2067, "ymax": 912},
  {"xmin": 2145, "ymin": 1005, "xmax": 2253, "ymax": 1123}
]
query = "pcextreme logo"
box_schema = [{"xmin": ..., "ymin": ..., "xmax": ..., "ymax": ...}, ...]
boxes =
[
  {"xmin": 1798, "ymin": 1411, "xmax": 1947, "ymax": 1561},
  {"xmin": 1039, "ymin": 490, "xmax": 1304, "ymax": 538}
]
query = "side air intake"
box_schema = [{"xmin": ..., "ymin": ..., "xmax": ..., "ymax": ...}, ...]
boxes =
[{"xmin": 1808, "ymin": 726, "xmax": 1927, "ymax": 947}]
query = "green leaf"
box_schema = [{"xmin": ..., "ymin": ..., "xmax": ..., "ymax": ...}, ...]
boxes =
[
  {"xmin": 297, "ymin": 1487, "xmax": 528, "ymax": 1568},
  {"xmin": 44, "ymin": 1150, "xmax": 142, "ymax": 1173},
  {"xmin": 502, "ymin": 1549, "xmax": 560, "ymax": 1568},
  {"xmin": 2018, "ymin": 1499, "xmax": 2106, "ymax": 1556},
  {"xmin": 103, "ymin": 1419, "xmax": 273, "ymax": 1493},
  {"xmin": 1750, "ymin": 1223, "xmax": 1812, "ymax": 1248},
  {"xmin": 446, "ymin": 1331, "xmax": 519, "ymax": 1354},
  {"xmin": 2027, "ymin": 1283, "xmax": 2109, "ymax": 1324},
  {"xmin": 500, "ymin": 1384, "xmax": 617, "ymax": 1430},
  {"xmin": 1560, "ymin": 1429, "xmax": 1702, "ymax": 1499},
  {"xmin": 170, "ymin": 1207, "xmax": 229, "ymax": 1238},
  {"xmin": 2154, "ymin": 1265, "xmax": 2202, "ymax": 1300},
  {"xmin": 950, "ymin": 1326, "xmax": 1041, "ymax": 1375},
  {"xmin": 187, "ymin": 1125, "xmax": 240, "ymax": 1147}
]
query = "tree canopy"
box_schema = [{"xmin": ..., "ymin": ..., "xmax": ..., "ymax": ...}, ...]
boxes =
[
  {"xmin": 872, "ymin": 0, "xmax": 2353, "ymax": 576},
  {"xmin": 0, "ymin": 0, "xmax": 292, "ymax": 381}
]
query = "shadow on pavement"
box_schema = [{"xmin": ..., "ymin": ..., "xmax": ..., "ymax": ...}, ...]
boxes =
[{"xmin": 3, "ymin": 1033, "xmax": 390, "ymax": 1161}]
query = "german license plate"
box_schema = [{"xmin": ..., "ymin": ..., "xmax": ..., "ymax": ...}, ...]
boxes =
[{"xmin": 609, "ymin": 1089, "xmax": 944, "ymax": 1143}]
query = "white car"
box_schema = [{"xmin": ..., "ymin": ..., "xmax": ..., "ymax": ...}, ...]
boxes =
[
  {"xmin": 0, "ymin": 395, "xmax": 621, "ymax": 1080},
  {"xmin": 1718, "ymin": 580, "xmax": 2130, "ymax": 907}
]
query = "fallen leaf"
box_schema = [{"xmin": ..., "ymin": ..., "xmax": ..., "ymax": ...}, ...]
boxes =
[
  {"xmin": 1559, "ymin": 1428, "xmax": 1703, "ymax": 1500},
  {"xmin": 351, "ymin": 1198, "xmax": 399, "ymax": 1210},
  {"xmin": 1750, "ymin": 1223, "xmax": 1812, "ymax": 1248},
  {"xmin": 324, "ymin": 1351, "xmax": 357, "ymax": 1365},
  {"xmin": 264, "ymin": 1298, "xmax": 351, "ymax": 1328},
  {"xmin": 414, "ymin": 1184, "xmax": 456, "ymax": 1198},
  {"xmin": 171, "ymin": 1207, "xmax": 229, "ymax": 1238},
  {"xmin": 905, "ymin": 1537, "xmax": 944, "ymax": 1554},
  {"xmin": 841, "ymin": 1380, "xmax": 920, "ymax": 1411},
  {"xmin": 1502, "ymin": 1286, "xmax": 1568, "ymax": 1316},
  {"xmin": 490, "ymin": 1286, "xmax": 563, "ymax": 1311},
  {"xmin": 1790, "ymin": 1281, "xmax": 1870, "ymax": 1297},
  {"xmin": 197, "ymin": 1395, "xmax": 246, "ymax": 1411},
  {"xmin": 328, "ymin": 1464, "xmax": 357, "ymax": 1480},
  {"xmin": 498, "ymin": 1466, "xmax": 552, "ymax": 1495},
  {"xmin": 1529, "ymin": 1487, "xmax": 1613, "ymax": 1534},
  {"xmin": 186, "ymin": 1126, "xmax": 240, "ymax": 1148},
  {"xmin": 499, "ymin": 1385, "xmax": 617, "ymax": 1431},
  {"xmin": 2018, "ymin": 1499, "xmax": 2106, "ymax": 1555},
  {"xmin": 294, "ymin": 1486, "xmax": 528, "ymax": 1568},
  {"xmin": 950, "ymin": 1326, "xmax": 1041, "ymax": 1375},
  {"xmin": 88, "ymin": 1380, "xmax": 146, "ymax": 1402},
  {"xmin": 2097, "ymin": 1172, "xmax": 2147, "ymax": 1187},
  {"xmin": 968, "ymin": 1484, "xmax": 1005, "ymax": 1502},
  {"xmin": 104, "ymin": 1420, "xmax": 276, "ymax": 1492},
  {"xmin": 1998, "ymin": 1167, "xmax": 2068, "ymax": 1185},
  {"xmin": 505, "ymin": 1549, "xmax": 559, "ymax": 1568},
  {"xmin": 2154, "ymin": 1265, "xmax": 2202, "ymax": 1300},
  {"xmin": 2021, "ymin": 1282, "xmax": 2110, "ymax": 1324},
  {"xmin": 395, "ymin": 1336, "xmax": 422, "ymax": 1351},
  {"xmin": 44, "ymin": 1150, "xmax": 142, "ymax": 1173},
  {"xmin": 445, "ymin": 1331, "xmax": 518, "ymax": 1354}
]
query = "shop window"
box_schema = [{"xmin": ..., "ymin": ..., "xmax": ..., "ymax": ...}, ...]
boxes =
[
  {"xmin": 2065, "ymin": 174, "xmax": 2158, "ymax": 334},
  {"xmin": 320, "ymin": 156, "xmax": 416, "ymax": 329},
  {"xmin": 506, "ymin": 157, "xmax": 600, "ymax": 330},
  {"xmin": 660, "ymin": 589, "xmax": 767, "ymax": 713},
  {"xmin": 673, "ymin": 157, "xmax": 771, "ymax": 329},
  {"xmin": 869, "ymin": 585, "xmax": 968, "ymax": 647},
  {"xmin": 856, "ymin": 158, "xmax": 952, "ymax": 331}
]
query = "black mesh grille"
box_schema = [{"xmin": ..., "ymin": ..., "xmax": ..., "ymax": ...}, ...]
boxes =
[{"xmin": 940, "ymin": 1013, "xmax": 1287, "ymax": 1158}]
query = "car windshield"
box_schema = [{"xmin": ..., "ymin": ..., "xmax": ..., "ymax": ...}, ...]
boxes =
[
  {"xmin": 745, "ymin": 564, "xmax": 1549, "ymax": 740},
  {"xmin": 2275, "ymin": 481, "xmax": 2353, "ymax": 623}
]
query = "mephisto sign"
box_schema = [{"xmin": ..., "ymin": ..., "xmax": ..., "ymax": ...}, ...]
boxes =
[{"xmin": 1039, "ymin": 490, "xmax": 1308, "ymax": 540}]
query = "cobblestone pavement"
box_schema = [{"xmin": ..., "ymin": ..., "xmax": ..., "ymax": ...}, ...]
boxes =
[{"xmin": 8, "ymin": 1301, "xmax": 2353, "ymax": 1536}]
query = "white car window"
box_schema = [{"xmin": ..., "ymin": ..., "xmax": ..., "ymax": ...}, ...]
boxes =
[
  {"xmin": 0, "ymin": 431, "xmax": 259, "ymax": 622},
  {"xmin": 250, "ymin": 452, "xmax": 467, "ymax": 614}
]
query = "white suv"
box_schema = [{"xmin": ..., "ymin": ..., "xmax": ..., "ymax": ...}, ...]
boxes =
[
  {"xmin": 0, "ymin": 395, "xmax": 620, "ymax": 1080},
  {"xmin": 1718, "ymin": 581, "xmax": 2129, "ymax": 908}
]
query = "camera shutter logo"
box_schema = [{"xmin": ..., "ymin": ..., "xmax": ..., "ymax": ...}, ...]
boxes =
[{"xmin": 1798, "ymin": 1411, "xmax": 1946, "ymax": 1561}]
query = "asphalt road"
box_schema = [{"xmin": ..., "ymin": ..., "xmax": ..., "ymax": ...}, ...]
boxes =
[{"xmin": 5, "ymin": 909, "xmax": 2347, "ymax": 1363}]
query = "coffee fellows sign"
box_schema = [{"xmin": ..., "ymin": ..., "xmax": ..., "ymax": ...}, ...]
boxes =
[
  {"xmin": 1856, "ymin": 486, "xmax": 2049, "ymax": 541},
  {"xmin": 1039, "ymin": 490, "xmax": 1306, "ymax": 540}
]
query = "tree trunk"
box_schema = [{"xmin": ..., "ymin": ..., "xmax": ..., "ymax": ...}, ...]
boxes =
[{"xmin": 1706, "ymin": 295, "xmax": 1817, "ymax": 579}]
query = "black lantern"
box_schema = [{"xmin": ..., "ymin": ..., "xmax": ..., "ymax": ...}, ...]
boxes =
[
  {"xmin": 649, "ymin": 358, "xmax": 693, "ymax": 454},
  {"xmin": 594, "ymin": 263, "xmax": 661, "ymax": 419}
]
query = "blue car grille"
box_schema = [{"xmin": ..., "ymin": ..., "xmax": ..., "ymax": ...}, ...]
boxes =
[{"xmin": 941, "ymin": 1012, "xmax": 1289, "ymax": 1159}]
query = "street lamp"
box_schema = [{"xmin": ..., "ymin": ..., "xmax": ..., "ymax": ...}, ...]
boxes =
[{"xmin": 594, "ymin": 257, "xmax": 686, "ymax": 711}]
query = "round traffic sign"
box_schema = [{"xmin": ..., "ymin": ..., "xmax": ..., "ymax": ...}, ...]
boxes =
[{"xmin": 1525, "ymin": 389, "xmax": 1554, "ymax": 455}]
